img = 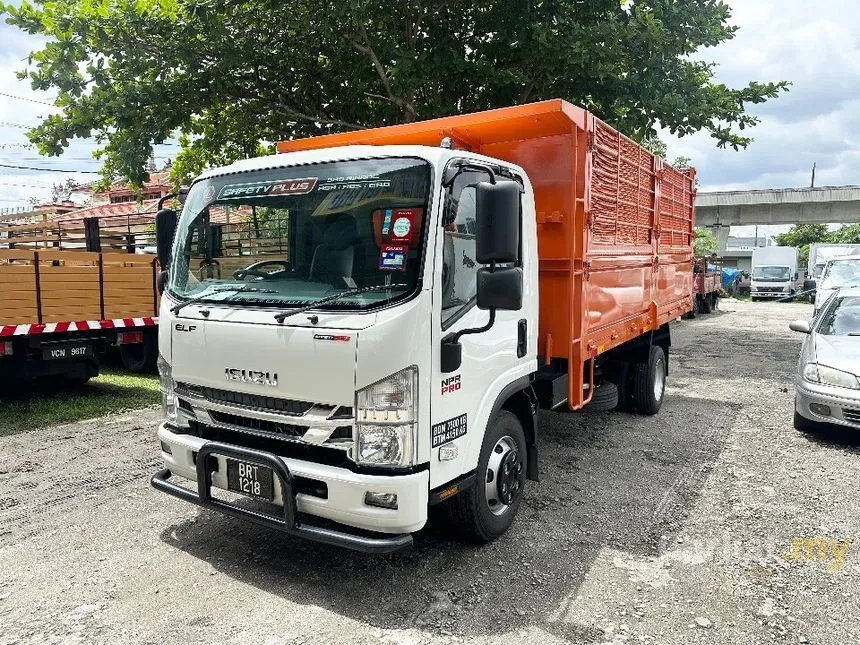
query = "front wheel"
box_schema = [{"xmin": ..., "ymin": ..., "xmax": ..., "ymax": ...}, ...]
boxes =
[
  {"xmin": 793, "ymin": 410, "xmax": 821, "ymax": 433},
  {"xmin": 446, "ymin": 411, "xmax": 526, "ymax": 542}
]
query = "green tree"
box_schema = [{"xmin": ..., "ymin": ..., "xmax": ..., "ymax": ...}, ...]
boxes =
[
  {"xmin": 774, "ymin": 223, "xmax": 833, "ymax": 267},
  {"xmin": 830, "ymin": 223, "xmax": 860, "ymax": 244},
  {"xmin": 774, "ymin": 223, "xmax": 832, "ymax": 248},
  {"xmin": 3, "ymin": 0, "xmax": 789, "ymax": 185},
  {"xmin": 694, "ymin": 228, "xmax": 717, "ymax": 257}
]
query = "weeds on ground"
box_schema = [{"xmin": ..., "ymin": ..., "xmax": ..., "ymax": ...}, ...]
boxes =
[{"xmin": 0, "ymin": 368, "xmax": 159, "ymax": 436}]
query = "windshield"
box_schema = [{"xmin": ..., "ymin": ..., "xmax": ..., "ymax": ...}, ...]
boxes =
[
  {"xmin": 168, "ymin": 157, "xmax": 432, "ymax": 311},
  {"xmin": 752, "ymin": 265, "xmax": 790, "ymax": 281},
  {"xmin": 820, "ymin": 258, "xmax": 860, "ymax": 290},
  {"xmin": 819, "ymin": 296, "xmax": 860, "ymax": 336}
]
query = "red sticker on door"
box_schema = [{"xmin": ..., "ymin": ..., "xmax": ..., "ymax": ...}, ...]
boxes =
[{"xmin": 379, "ymin": 243, "xmax": 408, "ymax": 271}]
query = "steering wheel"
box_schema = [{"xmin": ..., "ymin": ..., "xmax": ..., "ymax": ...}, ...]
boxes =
[{"xmin": 232, "ymin": 260, "xmax": 291, "ymax": 281}]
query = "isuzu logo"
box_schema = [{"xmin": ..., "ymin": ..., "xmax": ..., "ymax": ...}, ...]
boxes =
[{"xmin": 225, "ymin": 368, "xmax": 278, "ymax": 387}]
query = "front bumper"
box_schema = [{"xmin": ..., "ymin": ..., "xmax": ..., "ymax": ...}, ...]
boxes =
[
  {"xmin": 153, "ymin": 424, "xmax": 429, "ymax": 553},
  {"xmin": 795, "ymin": 380, "xmax": 860, "ymax": 430},
  {"xmin": 751, "ymin": 291, "xmax": 789, "ymax": 299}
]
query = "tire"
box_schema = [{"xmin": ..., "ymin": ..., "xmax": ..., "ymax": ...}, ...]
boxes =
[
  {"xmin": 631, "ymin": 346, "xmax": 667, "ymax": 415},
  {"xmin": 446, "ymin": 410, "xmax": 527, "ymax": 542},
  {"xmin": 700, "ymin": 294, "xmax": 712, "ymax": 314},
  {"xmin": 119, "ymin": 331, "xmax": 157, "ymax": 373},
  {"xmin": 582, "ymin": 381, "xmax": 619, "ymax": 412},
  {"xmin": 610, "ymin": 361, "xmax": 634, "ymax": 412},
  {"xmin": 793, "ymin": 410, "xmax": 820, "ymax": 433},
  {"xmin": 711, "ymin": 293, "xmax": 718, "ymax": 311}
]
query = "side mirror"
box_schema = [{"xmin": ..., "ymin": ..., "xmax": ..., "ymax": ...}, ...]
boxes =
[
  {"xmin": 789, "ymin": 320, "xmax": 811, "ymax": 334},
  {"xmin": 476, "ymin": 180, "xmax": 519, "ymax": 263},
  {"xmin": 155, "ymin": 208, "xmax": 178, "ymax": 269},
  {"xmin": 793, "ymin": 272, "xmax": 799, "ymax": 281},
  {"xmin": 477, "ymin": 267, "xmax": 523, "ymax": 310}
]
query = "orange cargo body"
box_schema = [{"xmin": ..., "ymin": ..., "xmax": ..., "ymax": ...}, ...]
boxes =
[{"xmin": 277, "ymin": 99, "xmax": 695, "ymax": 409}]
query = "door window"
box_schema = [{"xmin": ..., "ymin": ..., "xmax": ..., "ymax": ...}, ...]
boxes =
[{"xmin": 441, "ymin": 172, "xmax": 482, "ymax": 326}]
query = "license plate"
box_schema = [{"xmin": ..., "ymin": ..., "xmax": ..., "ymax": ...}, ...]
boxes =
[
  {"xmin": 226, "ymin": 459, "xmax": 274, "ymax": 501},
  {"xmin": 42, "ymin": 343, "xmax": 93, "ymax": 361}
]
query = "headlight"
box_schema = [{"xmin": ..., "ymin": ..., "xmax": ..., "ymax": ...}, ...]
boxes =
[
  {"xmin": 157, "ymin": 354, "xmax": 178, "ymax": 422},
  {"xmin": 803, "ymin": 363, "xmax": 860, "ymax": 389},
  {"xmin": 354, "ymin": 366, "xmax": 417, "ymax": 467}
]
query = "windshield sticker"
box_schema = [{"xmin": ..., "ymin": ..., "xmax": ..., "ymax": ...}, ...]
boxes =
[
  {"xmin": 379, "ymin": 243, "xmax": 408, "ymax": 271},
  {"xmin": 319, "ymin": 174, "xmax": 391, "ymax": 192},
  {"xmin": 217, "ymin": 177, "xmax": 318, "ymax": 200},
  {"xmin": 381, "ymin": 209, "xmax": 393, "ymax": 236},
  {"xmin": 390, "ymin": 210, "xmax": 414, "ymax": 242}
]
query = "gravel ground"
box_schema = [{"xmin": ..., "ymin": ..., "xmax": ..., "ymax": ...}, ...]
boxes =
[{"xmin": 0, "ymin": 300, "xmax": 857, "ymax": 645}]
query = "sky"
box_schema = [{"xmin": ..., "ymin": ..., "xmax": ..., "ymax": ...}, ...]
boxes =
[{"xmin": 1, "ymin": 0, "xmax": 860, "ymax": 228}]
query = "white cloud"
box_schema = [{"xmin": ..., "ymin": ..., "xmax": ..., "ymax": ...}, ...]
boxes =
[{"xmin": 664, "ymin": 0, "xmax": 860, "ymax": 195}]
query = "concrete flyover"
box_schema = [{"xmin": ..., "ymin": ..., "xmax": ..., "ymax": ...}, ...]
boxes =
[{"xmin": 694, "ymin": 184, "xmax": 860, "ymax": 251}]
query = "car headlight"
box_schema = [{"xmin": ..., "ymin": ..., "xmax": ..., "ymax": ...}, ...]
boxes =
[
  {"xmin": 354, "ymin": 366, "xmax": 417, "ymax": 467},
  {"xmin": 157, "ymin": 354, "xmax": 178, "ymax": 422},
  {"xmin": 803, "ymin": 363, "xmax": 860, "ymax": 389}
]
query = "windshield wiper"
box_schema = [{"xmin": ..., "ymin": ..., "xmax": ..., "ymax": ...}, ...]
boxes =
[
  {"xmin": 171, "ymin": 284, "xmax": 278, "ymax": 315},
  {"xmin": 274, "ymin": 284, "xmax": 408, "ymax": 323}
]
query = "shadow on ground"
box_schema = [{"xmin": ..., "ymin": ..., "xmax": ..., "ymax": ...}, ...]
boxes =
[{"xmin": 159, "ymin": 392, "xmax": 739, "ymax": 641}]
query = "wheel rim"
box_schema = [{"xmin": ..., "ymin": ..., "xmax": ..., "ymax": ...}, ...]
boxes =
[
  {"xmin": 484, "ymin": 435, "xmax": 523, "ymax": 516},
  {"xmin": 653, "ymin": 357, "xmax": 666, "ymax": 401}
]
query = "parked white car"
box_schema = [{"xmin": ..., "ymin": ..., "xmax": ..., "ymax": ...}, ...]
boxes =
[{"xmin": 790, "ymin": 286, "xmax": 860, "ymax": 432}]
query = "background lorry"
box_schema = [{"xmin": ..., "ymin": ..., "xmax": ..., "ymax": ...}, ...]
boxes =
[
  {"xmin": 0, "ymin": 212, "xmax": 160, "ymax": 384},
  {"xmin": 691, "ymin": 256, "xmax": 722, "ymax": 314},
  {"xmin": 808, "ymin": 243, "xmax": 860, "ymax": 283},
  {"xmin": 151, "ymin": 99, "xmax": 694, "ymax": 551},
  {"xmin": 750, "ymin": 246, "xmax": 799, "ymax": 301}
]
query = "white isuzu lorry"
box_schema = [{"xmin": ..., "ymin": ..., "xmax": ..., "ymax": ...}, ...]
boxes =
[{"xmin": 150, "ymin": 101, "xmax": 694, "ymax": 552}]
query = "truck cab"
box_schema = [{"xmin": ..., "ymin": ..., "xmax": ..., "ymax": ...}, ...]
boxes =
[{"xmin": 153, "ymin": 144, "xmax": 537, "ymax": 551}]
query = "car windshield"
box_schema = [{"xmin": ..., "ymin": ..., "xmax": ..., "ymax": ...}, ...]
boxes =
[
  {"xmin": 168, "ymin": 157, "xmax": 432, "ymax": 310},
  {"xmin": 818, "ymin": 296, "xmax": 860, "ymax": 336},
  {"xmin": 752, "ymin": 265, "xmax": 790, "ymax": 280},
  {"xmin": 820, "ymin": 258, "xmax": 860, "ymax": 290}
]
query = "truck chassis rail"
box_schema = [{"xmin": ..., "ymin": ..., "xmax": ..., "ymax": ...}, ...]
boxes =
[{"xmin": 151, "ymin": 441, "xmax": 413, "ymax": 554}]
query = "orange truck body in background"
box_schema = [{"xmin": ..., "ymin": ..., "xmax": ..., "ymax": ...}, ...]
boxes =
[{"xmin": 278, "ymin": 99, "xmax": 695, "ymax": 409}]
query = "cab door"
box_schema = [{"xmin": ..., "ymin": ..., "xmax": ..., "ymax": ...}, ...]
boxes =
[{"xmin": 428, "ymin": 164, "xmax": 535, "ymax": 490}]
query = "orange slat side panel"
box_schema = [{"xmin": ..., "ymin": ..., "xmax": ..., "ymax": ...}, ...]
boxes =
[{"xmin": 277, "ymin": 100, "xmax": 694, "ymax": 410}]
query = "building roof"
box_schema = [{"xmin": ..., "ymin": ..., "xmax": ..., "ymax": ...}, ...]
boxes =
[{"xmin": 54, "ymin": 199, "xmax": 160, "ymax": 223}]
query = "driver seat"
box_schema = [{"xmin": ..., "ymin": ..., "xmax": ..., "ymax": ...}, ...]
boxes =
[{"xmin": 309, "ymin": 215, "xmax": 359, "ymax": 285}]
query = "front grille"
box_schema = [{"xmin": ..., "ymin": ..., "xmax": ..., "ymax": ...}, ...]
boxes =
[
  {"xmin": 210, "ymin": 411, "xmax": 305, "ymax": 438},
  {"xmin": 843, "ymin": 408, "xmax": 860, "ymax": 424},
  {"xmin": 208, "ymin": 410, "xmax": 351, "ymax": 442},
  {"xmin": 178, "ymin": 383, "xmax": 313, "ymax": 416}
]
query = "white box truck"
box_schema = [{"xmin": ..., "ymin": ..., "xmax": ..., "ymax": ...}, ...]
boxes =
[
  {"xmin": 750, "ymin": 246, "xmax": 799, "ymax": 300},
  {"xmin": 808, "ymin": 244, "xmax": 860, "ymax": 281}
]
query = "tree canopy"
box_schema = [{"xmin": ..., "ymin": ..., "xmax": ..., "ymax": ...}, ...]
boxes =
[
  {"xmin": 2, "ymin": 0, "xmax": 789, "ymax": 186},
  {"xmin": 693, "ymin": 228, "xmax": 717, "ymax": 257},
  {"xmin": 774, "ymin": 223, "xmax": 860, "ymax": 267}
]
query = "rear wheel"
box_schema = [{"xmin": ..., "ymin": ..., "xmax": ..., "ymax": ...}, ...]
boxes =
[
  {"xmin": 700, "ymin": 294, "xmax": 712, "ymax": 314},
  {"xmin": 632, "ymin": 346, "xmax": 667, "ymax": 415},
  {"xmin": 447, "ymin": 410, "xmax": 526, "ymax": 542},
  {"xmin": 119, "ymin": 331, "xmax": 157, "ymax": 373}
]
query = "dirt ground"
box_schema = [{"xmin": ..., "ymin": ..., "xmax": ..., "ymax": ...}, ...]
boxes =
[{"xmin": 0, "ymin": 300, "xmax": 857, "ymax": 645}]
